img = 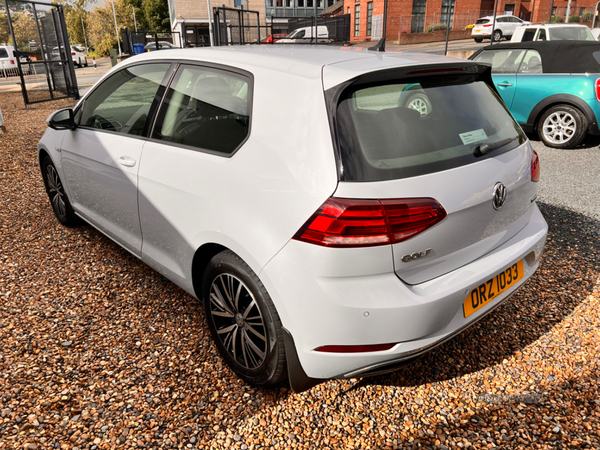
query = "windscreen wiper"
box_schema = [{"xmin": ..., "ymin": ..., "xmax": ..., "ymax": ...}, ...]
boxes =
[{"xmin": 473, "ymin": 136, "xmax": 519, "ymax": 157}]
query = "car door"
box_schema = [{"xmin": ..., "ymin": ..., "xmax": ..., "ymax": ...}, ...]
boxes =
[
  {"xmin": 137, "ymin": 63, "xmax": 252, "ymax": 288},
  {"xmin": 509, "ymin": 50, "xmax": 545, "ymax": 124},
  {"xmin": 60, "ymin": 63, "xmax": 171, "ymax": 256},
  {"xmin": 472, "ymin": 49, "xmax": 525, "ymax": 108}
]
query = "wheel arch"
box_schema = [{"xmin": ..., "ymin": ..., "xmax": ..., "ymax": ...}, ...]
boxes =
[
  {"xmin": 191, "ymin": 242, "xmax": 229, "ymax": 298},
  {"xmin": 527, "ymin": 94, "xmax": 599, "ymax": 135}
]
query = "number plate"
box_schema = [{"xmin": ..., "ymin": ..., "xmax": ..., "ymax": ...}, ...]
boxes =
[
  {"xmin": 474, "ymin": 29, "xmax": 481, "ymax": 33},
  {"xmin": 463, "ymin": 260, "xmax": 524, "ymax": 318}
]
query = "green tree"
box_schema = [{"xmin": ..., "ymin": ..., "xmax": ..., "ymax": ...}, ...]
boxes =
[
  {"xmin": 123, "ymin": 0, "xmax": 149, "ymax": 31},
  {"xmin": 52, "ymin": 0, "xmax": 91, "ymax": 46},
  {"xmin": 88, "ymin": 0, "xmax": 134, "ymax": 55},
  {"xmin": 0, "ymin": 13, "xmax": 10, "ymax": 45},
  {"xmin": 12, "ymin": 13, "xmax": 37, "ymax": 52},
  {"xmin": 142, "ymin": 0, "xmax": 170, "ymax": 31}
]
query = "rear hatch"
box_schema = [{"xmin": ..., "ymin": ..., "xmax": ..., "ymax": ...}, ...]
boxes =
[{"xmin": 326, "ymin": 62, "xmax": 538, "ymax": 284}]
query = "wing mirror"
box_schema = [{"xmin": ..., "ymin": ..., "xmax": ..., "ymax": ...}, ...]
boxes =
[{"xmin": 47, "ymin": 107, "xmax": 76, "ymax": 130}]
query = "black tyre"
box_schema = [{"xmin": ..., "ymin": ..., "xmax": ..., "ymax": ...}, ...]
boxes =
[
  {"xmin": 404, "ymin": 91, "xmax": 432, "ymax": 117},
  {"xmin": 492, "ymin": 30, "xmax": 502, "ymax": 42},
  {"xmin": 474, "ymin": 37, "xmax": 483, "ymax": 43},
  {"xmin": 202, "ymin": 250, "xmax": 287, "ymax": 387},
  {"xmin": 41, "ymin": 155, "xmax": 80, "ymax": 226},
  {"xmin": 537, "ymin": 104, "xmax": 587, "ymax": 149},
  {"xmin": 84, "ymin": 59, "xmax": 88, "ymax": 67}
]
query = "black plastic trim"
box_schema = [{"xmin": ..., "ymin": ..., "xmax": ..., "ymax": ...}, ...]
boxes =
[
  {"xmin": 525, "ymin": 93, "xmax": 600, "ymax": 135},
  {"xmin": 281, "ymin": 328, "xmax": 325, "ymax": 393}
]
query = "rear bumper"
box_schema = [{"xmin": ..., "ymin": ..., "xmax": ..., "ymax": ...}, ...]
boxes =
[{"xmin": 261, "ymin": 205, "xmax": 547, "ymax": 389}]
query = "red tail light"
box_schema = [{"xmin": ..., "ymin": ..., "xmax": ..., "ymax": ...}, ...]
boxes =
[
  {"xmin": 71, "ymin": 52, "xmax": 76, "ymax": 56},
  {"xmin": 315, "ymin": 343, "xmax": 396, "ymax": 353},
  {"xmin": 531, "ymin": 150, "xmax": 540, "ymax": 182},
  {"xmin": 482, "ymin": 24, "xmax": 492, "ymax": 27},
  {"xmin": 293, "ymin": 197, "xmax": 447, "ymax": 248},
  {"xmin": 595, "ymin": 78, "xmax": 600, "ymax": 102},
  {"xmin": 10, "ymin": 59, "xmax": 14, "ymax": 64}
]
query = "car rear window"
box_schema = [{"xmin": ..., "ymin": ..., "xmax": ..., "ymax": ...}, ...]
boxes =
[
  {"xmin": 548, "ymin": 27, "xmax": 595, "ymax": 41},
  {"xmin": 476, "ymin": 19, "xmax": 490, "ymax": 24},
  {"xmin": 335, "ymin": 74, "xmax": 525, "ymax": 181},
  {"xmin": 0, "ymin": 49, "xmax": 8, "ymax": 58}
]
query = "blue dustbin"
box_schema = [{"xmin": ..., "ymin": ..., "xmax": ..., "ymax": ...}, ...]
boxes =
[{"xmin": 133, "ymin": 43, "xmax": 144, "ymax": 54}]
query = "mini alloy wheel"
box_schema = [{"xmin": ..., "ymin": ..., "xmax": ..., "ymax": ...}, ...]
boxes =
[
  {"xmin": 492, "ymin": 30, "xmax": 502, "ymax": 41},
  {"xmin": 405, "ymin": 92, "xmax": 432, "ymax": 116},
  {"xmin": 538, "ymin": 105, "xmax": 587, "ymax": 149}
]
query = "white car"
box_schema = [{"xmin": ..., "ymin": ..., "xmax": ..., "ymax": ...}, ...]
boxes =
[
  {"xmin": 38, "ymin": 46, "xmax": 548, "ymax": 392},
  {"xmin": 510, "ymin": 23, "xmax": 596, "ymax": 42},
  {"xmin": 52, "ymin": 45, "xmax": 88, "ymax": 68},
  {"xmin": 472, "ymin": 15, "xmax": 530, "ymax": 42},
  {"xmin": 276, "ymin": 26, "xmax": 330, "ymax": 43}
]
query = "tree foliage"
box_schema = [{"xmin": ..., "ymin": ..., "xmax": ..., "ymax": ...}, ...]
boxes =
[{"xmin": 88, "ymin": 0, "xmax": 134, "ymax": 55}]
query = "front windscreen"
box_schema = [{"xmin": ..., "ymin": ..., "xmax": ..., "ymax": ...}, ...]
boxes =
[
  {"xmin": 548, "ymin": 27, "xmax": 595, "ymax": 41},
  {"xmin": 335, "ymin": 75, "xmax": 525, "ymax": 181}
]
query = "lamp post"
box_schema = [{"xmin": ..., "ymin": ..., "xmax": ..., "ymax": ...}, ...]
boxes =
[
  {"xmin": 81, "ymin": 14, "xmax": 89, "ymax": 55},
  {"xmin": 111, "ymin": 0, "xmax": 122, "ymax": 56},
  {"xmin": 132, "ymin": 5, "xmax": 137, "ymax": 32}
]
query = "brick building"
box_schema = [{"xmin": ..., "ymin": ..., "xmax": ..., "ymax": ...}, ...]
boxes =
[{"xmin": 345, "ymin": 0, "xmax": 598, "ymax": 42}]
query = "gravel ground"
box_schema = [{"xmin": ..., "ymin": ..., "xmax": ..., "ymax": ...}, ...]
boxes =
[
  {"xmin": 0, "ymin": 92, "xmax": 599, "ymax": 450},
  {"xmin": 531, "ymin": 135, "xmax": 600, "ymax": 225}
]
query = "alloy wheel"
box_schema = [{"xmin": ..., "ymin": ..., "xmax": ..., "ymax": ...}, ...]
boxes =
[
  {"xmin": 46, "ymin": 164, "xmax": 66, "ymax": 218},
  {"xmin": 542, "ymin": 111, "xmax": 576, "ymax": 145},
  {"xmin": 407, "ymin": 96, "xmax": 430, "ymax": 116},
  {"xmin": 208, "ymin": 273, "xmax": 267, "ymax": 370}
]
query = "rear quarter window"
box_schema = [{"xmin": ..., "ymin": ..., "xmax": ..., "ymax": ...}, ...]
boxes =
[
  {"xmin": 0, "ymin": 49, "xmax": 9, "ymax": 58},
  {"xmin": 334, "ymin": 74, "xmax": 525, "ymax": 181}
]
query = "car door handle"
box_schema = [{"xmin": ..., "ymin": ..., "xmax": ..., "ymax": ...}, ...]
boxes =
[
  {"xmin": 497, "ymin": 82, "xmax": 513, "ymax": 87},
  {"xmin": 118, "ymin": 156, "xmax": 137, "ymax": 167}
]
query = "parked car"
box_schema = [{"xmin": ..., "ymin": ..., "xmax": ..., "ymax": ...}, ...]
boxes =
[
  {"xmin": 38, "ymin": 46, "xmax": 547, "ymax": 392},
  {"xmin": 471, "ymin": 15, "xmax": 529, "ymax": 42},
  {"xmin": 144, "ymin": 41, "xmax": 177, "ymax": 51},
  {"xmin": 470, "ymin": 41, "xmax": 600, "ymax": 148},
  {"xmin": 510, "ymin": 23, "xmax": 595, "ymax": 42},
  {"xmin": 261, "ymin": 33, "xmax": 287, "ymax": 44},
  {"xmin": 0, "ymin": 45, "xmax": 32, "ymax": 76},
  {"xmin": 51, "ymin": 45, "xmax": 88, "ymax": 68},
  {"xmin": 276, "ymin": 26, "xmax": 329, "ymax": 43}
]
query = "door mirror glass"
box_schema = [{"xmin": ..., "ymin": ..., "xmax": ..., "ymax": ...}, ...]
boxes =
[{"xmin": 47, "ymin": 108, "xmax": 75, "ymax": 130}]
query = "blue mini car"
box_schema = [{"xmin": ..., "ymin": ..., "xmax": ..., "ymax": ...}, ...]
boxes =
[{"xmin": 469, "ymin": 41, "xmax": 600, "ymax": 149}]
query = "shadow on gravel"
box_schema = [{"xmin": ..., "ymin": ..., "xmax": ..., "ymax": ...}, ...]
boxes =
[
  {"xmin": 526, "ymin": 132, "xmax": 600, "ymax": 150},
  {"xmin": 360, "ymin": 202, "xmax": 600, "ymax": 390}
]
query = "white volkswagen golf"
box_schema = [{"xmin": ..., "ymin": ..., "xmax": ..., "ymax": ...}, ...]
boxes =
[{"xmin": 38, "ymin": 46, "xmax": 547, "ymax": 392}]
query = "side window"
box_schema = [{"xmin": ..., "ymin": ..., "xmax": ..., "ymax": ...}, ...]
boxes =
[
  {"xmin": 517, "ymin": 50, "xmax": 543, "ymax": 74},
  {"xmin": 79, "ymin": 64, "xmax": 170, "ymax": 135},
  {"xmin": 522, "ymin": 28, "xmax": 536, "ymax": 41},
  {"xmin": 152, "ymin": 64, "xmax": 251, "ymax": 154},
  {"xmin": 472, "ymin": 49, "xmax": 526, "ymax": 74},
  {"xmin": 536, "ymin": 29, "xmax": 546, "ymax": 41}
]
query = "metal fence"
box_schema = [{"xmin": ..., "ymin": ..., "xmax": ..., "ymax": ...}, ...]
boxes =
[
  {"xmin": 121, "ymin": 29, "xmax": 182, "ymax": 55},
  {"xmin": 213, "ymin": 7, "xmax": 265, "ymax": 46},
  {"xmin": 286, "ymin": 14, "xmax": 351, "ymax": 43},
  {"xmin": 2, "ymin": 0, "xmax": 78, "ymax": 104}
]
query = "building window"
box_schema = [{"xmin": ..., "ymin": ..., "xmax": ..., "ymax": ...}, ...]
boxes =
[
  {"xmin": 347, "ymin": 6, "xmax": 350, "ymax": 13},
  {"xmin": 504, "ymin": 4, "xmax": 515, "ymax": 15},
  {"xmin": 551, "ymin": 7, "xmax": 556, "ymax": 15},
  {"xmin": 366, "ymin": 2, "xmax": 373, "ymax": 36},
  {"xmin": 354, "ymin": 4, "xmax": 360, "ymax": 37},
  {"xmin": 579, "ymin": 7, "xmax": 586, "ymax": 15}
]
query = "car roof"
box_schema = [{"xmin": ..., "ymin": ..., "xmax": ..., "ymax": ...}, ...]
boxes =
[
  {"xmin": 475, "ymin": 41, "xmax": 600, "ymax": 73},
  {"xmin": 479, "ymin": 15, "xmax": 518, "ymax": 19},
  {"xmin": 117, "ymin": 45, "xmax": 473, "ymax": 90},
  {"xmin": 516, "ymin": 23, "xmax": 589, "ymax": 27}
]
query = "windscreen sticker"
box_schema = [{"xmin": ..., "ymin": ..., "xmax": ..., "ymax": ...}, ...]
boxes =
[{"xmin": 459, "ymin": 129, "xmax": 488, "ymax": 145}]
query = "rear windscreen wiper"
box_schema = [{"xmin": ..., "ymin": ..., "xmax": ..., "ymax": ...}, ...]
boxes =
[{"xmin": 473, "ymin": 136, "xmax": 519, "ymax": 157}]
